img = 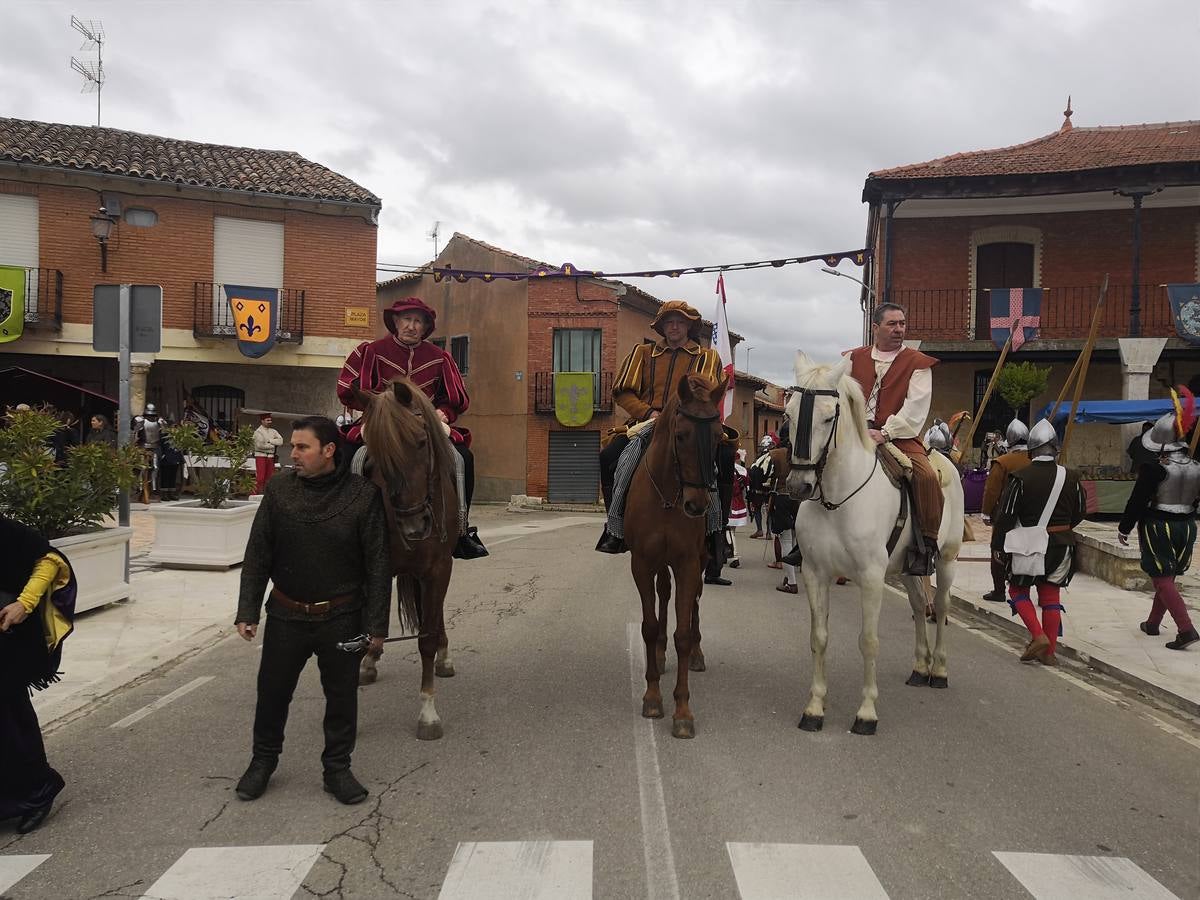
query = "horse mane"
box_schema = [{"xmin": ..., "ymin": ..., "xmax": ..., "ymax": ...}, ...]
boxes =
[
  {"xmin": 793, "ymin": 360, "xmax": 874, "ymax": 453},
  {"xmin": 360, "ymin": 378, "xmax": 458, "ymax": 495}
]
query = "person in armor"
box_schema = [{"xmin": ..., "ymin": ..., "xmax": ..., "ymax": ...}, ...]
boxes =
[
  {"xmin": 924, "ymin": 420, "xmax": 953, "ymax": 457},
  {"xmin": 336, "ymin": 298, "xmax": 487, "ymax": 560},
  {"xmin": 746, "ymin": 434, "xmax": 776, "ymax": 538},
  {"xmin": 595, "ymin": 300, "xmax": 727, "ymax": 554},
  {"xmin": 991, "ymin": 419, "xmax": 1086, "ymax": 666},
  {"xmin": 980, "ymin": 419, "xmax": 1032, "ymax": 602},
  {"xmin": 1117, "ymin": 396, "xmax": 1200, "ymax": 650},
  {"xmin": 134, "ymin": 403, "xmax": 164, "ymax": 492}
]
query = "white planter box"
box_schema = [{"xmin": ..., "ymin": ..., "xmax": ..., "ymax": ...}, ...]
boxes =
[
  {"xmin": 51, "ymin": 527, "xmax": 132, "ymax": 614},
  {"xmin": 149, "ymin": 500, "xmax": 258, "ymax": 569}
]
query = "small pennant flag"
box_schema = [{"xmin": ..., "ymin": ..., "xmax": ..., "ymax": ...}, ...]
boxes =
[{"xmin": 225, "ymin": 285, "xmax": 279, "ymax": 359}]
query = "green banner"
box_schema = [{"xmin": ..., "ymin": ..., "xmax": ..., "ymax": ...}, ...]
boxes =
[
  {"xmin": 0, "ymin": 265, "xmax": 24, "ymax": 344},
  {"xmin": 554, "ymin": 372, "xmax": 595, "ymax": 427}
]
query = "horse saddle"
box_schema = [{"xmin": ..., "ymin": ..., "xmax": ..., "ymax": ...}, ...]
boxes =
[{"xmin": 876, "ymin": 442, "xmax": 912, "ymax": 488}]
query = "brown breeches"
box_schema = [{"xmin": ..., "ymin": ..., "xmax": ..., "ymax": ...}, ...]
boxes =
[{"xmin": 894, "ymin": 439, "xmax": 944, "ymax": 544}]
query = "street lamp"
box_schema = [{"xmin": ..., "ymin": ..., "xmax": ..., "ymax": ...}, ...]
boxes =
[
  {"xmin": 90, "ymin": 206, "xmax": 117, "ymax": 272},
  {"xmin": 744, "ymin": 346, "xmax": 754, "ymax": 377}
]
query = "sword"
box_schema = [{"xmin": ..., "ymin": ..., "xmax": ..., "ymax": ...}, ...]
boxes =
[{"xmin": 335, "ymin": 633, "xmax": 425, "ymax": 653}]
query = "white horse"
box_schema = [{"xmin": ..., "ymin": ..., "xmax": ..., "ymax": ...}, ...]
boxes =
[{"xmin": 784, "ymin": 352, "xmax": 964, "ymax": 735}]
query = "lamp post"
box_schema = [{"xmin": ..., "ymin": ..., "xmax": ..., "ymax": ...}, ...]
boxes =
[
  {"xmin": 823, "ymin": 266, "xmax": 876, "ymax": 345},
  {"xmin": 90, "ymin": 206, "xmax": 116, "ymax": 272},
  {"xmin": 744, "ymin": 346, "xmax": 754, "ymax": 377}
]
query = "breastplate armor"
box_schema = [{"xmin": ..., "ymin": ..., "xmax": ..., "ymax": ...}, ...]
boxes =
[
  {"xmin": 1154, "ymin": 455, "xmax": 1200, "ymax": 512},
  {"xmin": 142, "ymin": 418, "xmax": 162, "ymax": 446}
]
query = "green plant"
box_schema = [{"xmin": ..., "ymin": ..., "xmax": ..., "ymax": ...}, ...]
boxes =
[
  {"xmin": 0, "ymin": 408, "xmax": 141, "ymax": 538},
  {"xmin": 165, "ymin": 423, "xmax": 255, "ymax": 509},
  {"xmin": 996, "ymin": 362, "xmax": 1051, "ymax": 413}
]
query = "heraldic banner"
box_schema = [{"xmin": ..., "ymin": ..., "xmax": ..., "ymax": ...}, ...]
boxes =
[
  {"xmin": 1166, "ymin": 283, "xmax": 1200, "ymax": 346},
  {"xmin": 0, "ymin": 265, "xmax": 26, "ymax": 344},
  {"xmin": 989, "ymin": 287, "xmax": 1042, "ymax": 351},
  {"xmin": 224, "ymin": 285, "xmax": 279, "ymax": 359},
  {"xmin": 554, "ymin": 372, "xmax": 595, "ymax": 427}
]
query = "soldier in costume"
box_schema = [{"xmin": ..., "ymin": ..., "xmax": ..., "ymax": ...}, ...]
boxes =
[
  {"xmin": 337, "ymin": 297, "xmax": 487, "ymax": 560},
  {"xmin": 134, "ymin": 403, "xmax": 164, "ymax": 492},
  {"xmin": 991, "ymin": 419, "xmax": 1086, "ymax": 667},
  {"xmin": 980, "ymin": 419, "xmax": 1032, "ymax": 603},
  {"xmin": 595, "ymin": 300, "xmax": 727, "ymax": 554},
  {"xmin": 1117, "ymin": 395, "xmax": 1200, "ymax": 651}
]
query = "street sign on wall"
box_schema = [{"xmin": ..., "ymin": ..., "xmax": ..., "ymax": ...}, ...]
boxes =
[{"xmin": 93, "ymin": 284, "xmax": 163, "ymax": 353}]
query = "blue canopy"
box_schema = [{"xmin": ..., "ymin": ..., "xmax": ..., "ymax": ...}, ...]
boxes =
[{"xmin": 1039, "ymin": 399, "xmax": 1174, "ymax": 425}]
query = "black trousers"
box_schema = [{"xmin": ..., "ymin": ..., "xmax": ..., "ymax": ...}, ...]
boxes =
[
  {"xmin": 252, "ymin": 612, "xmax": 363, "ymax": 774},
  {"xmin": 599, "ymin": 435, "xmax": 630, "ymax": 509},
  {"xmin": 0, "ymin": 680, "xmax": 64, "ymax": 819},
  {"xmin": 453, "ymin": 443, "xmax": 475, "ymax": 509}
]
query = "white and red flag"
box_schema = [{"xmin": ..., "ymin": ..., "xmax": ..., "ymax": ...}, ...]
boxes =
[{"xmin": 713, "ymin": 273, "xmax": 735, "ymax": 420}]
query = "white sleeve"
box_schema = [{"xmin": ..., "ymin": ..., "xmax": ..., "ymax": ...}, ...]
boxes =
[{"xmin": 882, "ymin": 367, "xmax": 932, "ymax": 440}]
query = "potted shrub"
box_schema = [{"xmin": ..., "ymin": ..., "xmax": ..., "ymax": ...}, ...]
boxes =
[
  {"xmin": 148, "ymin": 423, "xmax": 259, "ymax": 568},
  {"xmin": 0, "ymin": 407, "xmax": 142, "ymax": 612},
  {"xmin": 996, "ymin": 361, "xmax": 1051, "ymax": 425}
]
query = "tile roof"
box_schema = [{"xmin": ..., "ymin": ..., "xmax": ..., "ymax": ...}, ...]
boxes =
[
  {"xmin": 869, "ymin": 121, "xmax": 1200, "ymax": 180},
  {"xmin": 0, "ymin": 117, "xmax": 380, "ymax": 206}
]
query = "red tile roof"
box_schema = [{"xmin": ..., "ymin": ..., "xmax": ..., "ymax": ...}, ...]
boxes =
[
  {"xmin": 0, "ymin": 117, "xmax": 380, "ymax": 206},
  {"xmin": 870, "ymin": 121, "xmax": 1200, "ymax": 180}
]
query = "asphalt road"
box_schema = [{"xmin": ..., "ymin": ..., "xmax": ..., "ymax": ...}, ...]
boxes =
[{"xmin": 3, "ymin": 511, "xmax": 1198, "ymax": 899}]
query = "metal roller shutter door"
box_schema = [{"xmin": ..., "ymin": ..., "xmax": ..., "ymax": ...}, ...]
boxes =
[
  {"xmin": 0, "ymin": 194, "xmax": 39, "ymax": 309},
  {"xmin": 212, "ymin": 216, "xmax": 285, "ymax": 325},
  {"xmin": 548, "ymin": 431, "xmax": 600, "ymax": 503}
]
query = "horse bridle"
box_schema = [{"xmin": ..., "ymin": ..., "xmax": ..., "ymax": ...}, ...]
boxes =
[
  {"xmin": 648, "ymin": 407, "xmax": 720, "ymax": 510},
  {"xmin": 789, "ymin": 385, "xmax": 877, "ymax": 512},
  {"xmin": 386, "ymin": 427, "xmax": 447, "ymax": 546}
]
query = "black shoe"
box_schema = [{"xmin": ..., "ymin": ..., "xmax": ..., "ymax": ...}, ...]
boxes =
[
  {"xmin": 452, "ymin": 527, "xmax": 489, "ymax": 560},
  {"xmin": 595, "ymin": 528, "xmax": 627, "ymax": 554},
  {"xmin": 1139, "ymin": 621, "xmax": 1161, "ymax": 636},
  {"xmin": 904, "ymin": 539, "xmax": 938, "ymax": 576},
  {"xmin": 1166, "ymin": 628, "xmax": 1199, "ymax": 651},
  {"xmin": 982, "ymin": 590, "xmax": 1006, "ymax": 603},
  {"xmin": 704, "ymin": 575, "xmax": 732, "ymax": 586},
  {"xmin": 16, "ymin": 800, "xmax": 53, "ymax": 834},
  {"xmin": 780, "ymin": 545, "xmax": 803, "ymax": 567},
  {"xmin": 323, "ymin": 769, "xmax": 368, "ymax": 805},
  {"xmin": 235, "ymin": 759, "xmax": 275, "ymax": 801}
]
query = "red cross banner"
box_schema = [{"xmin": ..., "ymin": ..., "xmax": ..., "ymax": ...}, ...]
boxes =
[{"xmin": 989, "ymin": 288, "xmax": 1042, "ymax": 351}]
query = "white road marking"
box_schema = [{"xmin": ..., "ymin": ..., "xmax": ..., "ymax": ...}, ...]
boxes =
[
  {"xmin": 437, "ymin": 841, "xmax": 593, "ymax": 899},
  {"xmin": 0, "ymin": 855, "xmax": 51, "ymax": 893},
  {"xmin": 627, "ymin": 622, "xmax": 681, "ymax": 900},
  {"xmin": 993, "ymin": 851, "xmax": 1179, "ymax": 900},
  {"xmin": 110, "ymin": 676, "xmax": 214, "ymax": 729},
  {"xmin": 140, "ymin": 844, "xmax": 325, "ymax": 900},
  {"xmin": 727, "ymin": 843, "xmax": 889, "ymax": 899}
]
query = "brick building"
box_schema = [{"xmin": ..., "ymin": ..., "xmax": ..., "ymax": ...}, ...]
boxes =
[
  {"xmin": 377, "ymin": 233, "xmax": 743, "ymax": 502},
  {"xmin": 860, "ymin": 111, "xmax": 1200, "ymax": 467},
  {"xmin": 0, "ymin": 117, "xmax": 380, "ymax": 430}
]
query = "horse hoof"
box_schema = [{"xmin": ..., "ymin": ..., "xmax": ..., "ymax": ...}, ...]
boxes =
[
  {"xmin": 416, "ymin": 721, "xmax": 444, "ymax": 741},
  {"xmin": 671, "ymin": 719, "xmax": 695, "ymax": 739},
  {"xmin": 905, "ymin": 670, "xmax": 930, "ymax": 687},
  {"xmin": 358, "ymin": 669, "xmax": 377, "ymax": 686},
  {"xmin": 689, "ymin": 654, "xmax": 707, "ymax": 672},
  {"xmin": 929, "ymin": 675, "xmax": 949, "ymax": 689},
  {"xmin": 642, "ymin": 700, "xmax": 664, "ymax": 719},
  {"xmin": 798, "ymin": 714, "xmax": 824, "ymax": 732},
  {"xmin": 435, "ymin": 662, "xmax": 456, "ymax": 678},
  {"xmin": 850, "ymin": 717, "xmax": 878, "ymax": 735}
]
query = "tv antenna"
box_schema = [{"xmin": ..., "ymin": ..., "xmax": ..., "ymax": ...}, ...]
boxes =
[
  {"xmin": 70, "ymin": 16, "xmax": 105, "ymax": 126},
  {"xmin": 428, "ymin": 221, "xmax": 441, "ymax": 258}
]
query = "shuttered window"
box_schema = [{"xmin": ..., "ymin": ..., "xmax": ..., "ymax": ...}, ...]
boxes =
[
  {"xmin": 212, "ymin": 217, "xmax": 284, "ymax": 325},
  {"xmin": 0, "ymin": 194, "xmax": 39, "ymax": 310},
  {"xmin": 548, "ymin": 430, "xmax": 600, "ymax": 503}
]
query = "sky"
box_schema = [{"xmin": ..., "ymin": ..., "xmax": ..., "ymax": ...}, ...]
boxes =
[{"xmin": 3, "ymin": 0, "xmax": 1198, "ymax": 386}]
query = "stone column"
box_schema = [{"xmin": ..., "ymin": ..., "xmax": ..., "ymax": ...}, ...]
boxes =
[
  {"xmin": 1118, "ymin": 337, "xmax": 1167, "ymax": 469},
  {"xmin": 130, "ymin": 361, "xmax": 152, "ymax": 419}
]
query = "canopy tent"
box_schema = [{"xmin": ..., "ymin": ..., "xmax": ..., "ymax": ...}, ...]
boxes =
[
  {"xmin": 0, "ymin": 367, "xmax": 118, "ymax": 441},
  {"xmin": 1039, "ymin": 399, "xmax": 1175, "ymax": 425}
]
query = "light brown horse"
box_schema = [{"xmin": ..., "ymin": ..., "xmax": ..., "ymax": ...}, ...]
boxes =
[
  {"xmin": 349, "ymin": 378, "xmax": 460, "ymax": 741},
  {"xmin": 626, "ymin": 373, "xmax": 725, "ymax": 739}
]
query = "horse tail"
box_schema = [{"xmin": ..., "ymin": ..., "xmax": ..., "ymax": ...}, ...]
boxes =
[{"xmin": 396, "ymin": 574, "xmax": 422, "ymax": 634}]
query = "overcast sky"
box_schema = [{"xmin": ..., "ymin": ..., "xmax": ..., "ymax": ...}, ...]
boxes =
[{"xmin": 4, "ymin": 0, "xmax": 1198, "ymax": 385}]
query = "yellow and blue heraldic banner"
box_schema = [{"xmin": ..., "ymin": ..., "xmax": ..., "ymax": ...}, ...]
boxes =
[
  {"xmin": 224, "ymin": 284, "xmax": 279, "ymax": 358},
  {"xmin": 0, "ymin": 265, "xmax": 26, "ymax": 344},
  {"xmin": 554, "ymin": 372, "xmax": 595, "ymax": 427}
]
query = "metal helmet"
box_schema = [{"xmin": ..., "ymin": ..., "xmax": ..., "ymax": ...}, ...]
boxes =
[
  {"xmin": 1027, "ymin": 418, "xmax": 1059, "ymax": 453},
  {"xmin": 758, "ymin": 434, "xmax": 776, "ymax": 452},
  {"xmin": 1005, "ymin": 418, "xmax": 1029, "ymax": 448},
  {"xmin": 144, "ymin": 403, "xmax": 157, "ymax": 416},
  {"xmin": 1142, "ymin": 412, "xmax": 1186, "ymax": 454},
  {"xmin": 925, "ymin": 419, "xmax": 952, "ymax": 451}
]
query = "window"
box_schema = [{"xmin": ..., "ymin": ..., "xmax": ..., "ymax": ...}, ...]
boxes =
[
  {"xmin": 450, "ymin": 335, "xmax": 469, "ymax": 374},
  {"xmin": 553, "ymin": 329, "xmax": 602, "ymax": 407},
  {"xmin": 123, "ymin": 207, "xmax": 158, "ymax": 227},
  {"xmin": 972, "ymin": 370, "xmax": 1020, "ymax": 448},
  {"xmin": 191, "ymin": 385, "xmax": 246, "ymax": 434},
  {"xmin": 431, "ymin": 337, "xmax": 446, "ymax": 350}
]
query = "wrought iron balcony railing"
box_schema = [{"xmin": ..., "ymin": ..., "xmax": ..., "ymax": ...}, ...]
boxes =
[
  {"xmin": 21, "ymin": 268, "xmax": 63, "ymax": 329},
  {"xmin": 193, "ymin": 282, "xmax": 305, "ymax": 343},
  {"xmin": 533, "ymin": 371, "xmax": 614, "ymax": 414}
]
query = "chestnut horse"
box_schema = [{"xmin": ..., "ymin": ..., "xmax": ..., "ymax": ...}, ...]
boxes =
[
  {"xmin": 349, "ymin": 378, "xmax": 459, "ymax": 741},
  {"xmin": 626, "ymin": 373, "xmax": 724, "ymax": 739}
]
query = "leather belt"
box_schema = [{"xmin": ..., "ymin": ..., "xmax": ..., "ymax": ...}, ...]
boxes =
[
  {"xmin": 270, "ymin": 587, "xmax": 357, "ymax": 615},
  {"xmin": 1046, "ymin": 524, "xmax": 1073, "ymax": 533}
]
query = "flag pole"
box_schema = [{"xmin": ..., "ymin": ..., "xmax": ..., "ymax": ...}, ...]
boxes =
[
  {"xmin": 1060, "ymin": 275, "xmax": 1109, "ymax": 460},
  {"xmin": 1049, "ymin": 277, "xmax": 1109, "ymax": 423},
  {"xmin": 959, "ymin": 328, "xmax": 1014, "ymax": 462}
]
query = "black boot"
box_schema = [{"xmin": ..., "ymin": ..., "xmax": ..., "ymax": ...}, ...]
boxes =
[
  {"xmin": 235, "ymin": 758, "xmax": 276, "ymax": 801},
  {"xmin": 1166, "ymin": 628, "xmax": 1199, "ymax": 651},
  {"xmin": 453, "ymin": 526, "xmax": 489, "ymax": 559},
  {"xmin": 16, "ymin": 800, "xmax": 54, "ymax": 834},
  {"xmin": 595, "ymin": 527, "xmax": 627, "ymax": 554},
  {"xmin": 323, "ymin": 768, "xmax": 368, "ymax": 805},
  {"xmin": 780, "ymin": 544, "xmax": 803, "ymax": 567},
  {"xmin": 904, "ymin": 537, "xmax": 938, "ymax": 576}
]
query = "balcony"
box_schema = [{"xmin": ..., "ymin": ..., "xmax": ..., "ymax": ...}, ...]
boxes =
[
  {"xmin": 22, "ymin": 268, "xmax": 63, "ymax": 330},
  {"xmin": 892, "ymin": 284, "xmax": 1175, "ymax": 343},
  {"xmin": 533, "ymin": 371, "xmax": 614, "ymax": 414},
  {"xmin": 192, "ymin": 282, "xmax": 305, "ymax": 343}
]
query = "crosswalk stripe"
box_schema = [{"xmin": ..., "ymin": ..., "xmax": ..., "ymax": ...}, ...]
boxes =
[
  {"xmin": 111, "ymin": 676, "xmax": 215, "ymax": 729},
  {"xmin": 0, "ymin": 855, "xmax": 51, "ymax": 893},
  {"xmin": 437, "ymin": 841, "xmax": 593, "ymax": 899},
  {"xmin": 727, "ymin": 843, "xmax": 889, "ymax": 900},
  {"xmin": 993, "ymin": 851, "xmax": 1179, "ymax": 900},
  {"xmin": 140, "ymin": 844, "xmax": 325, "ymax": 900}
]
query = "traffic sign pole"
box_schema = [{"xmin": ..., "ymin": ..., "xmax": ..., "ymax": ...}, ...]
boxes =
[{"xmin": 117, "ymin": 284, "xmax": 131, "ymax": 579}]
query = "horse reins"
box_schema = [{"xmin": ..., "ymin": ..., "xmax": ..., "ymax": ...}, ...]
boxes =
[
  {"xmin": 647, "ymin": 407, "xmax": 720, "ymax": 511},
  {"xmin": 789, "ymin": 386, "xmax": 878, "ymax": 512},
  {"xmin": 378, "ymin": 417, "xmax": 448, "ymax": 549}
]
